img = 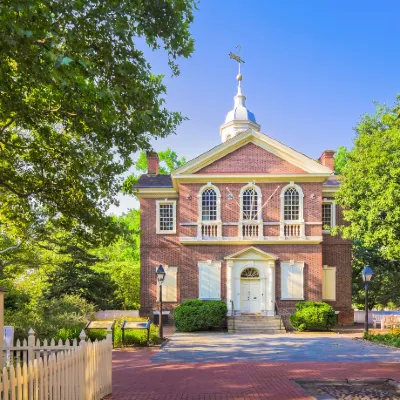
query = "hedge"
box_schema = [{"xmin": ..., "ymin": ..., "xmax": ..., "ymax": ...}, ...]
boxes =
[
  {"xmin": 290, "ymin": 301, "xmax": 336, "ymax": 331},
  {"xmin": 174, "ymin": 299, "xmax": 227, "ymax": 332}
]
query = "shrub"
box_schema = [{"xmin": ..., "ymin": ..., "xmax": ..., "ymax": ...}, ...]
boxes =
[
  {"xmin": 290, "ymin": 301, "xmax": 336, "ymax": 331},
  {"xmin": 174, "ymin": 299, "xmax": 227, "ymax": 332}
]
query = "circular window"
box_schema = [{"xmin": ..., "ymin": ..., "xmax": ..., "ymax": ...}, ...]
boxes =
[{"xmin": 241, "ymin": 267, "xmax": 259, "ymax": 278}]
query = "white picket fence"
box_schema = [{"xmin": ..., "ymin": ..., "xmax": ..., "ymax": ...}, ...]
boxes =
[{"xmin": 0, "ymin": 329, "xmax": 112, "ymax": 400}]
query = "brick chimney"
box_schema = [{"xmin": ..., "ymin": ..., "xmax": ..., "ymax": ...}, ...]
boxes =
[
  {"xmin": 147, "ymin": 151, "xmax": 159, "ymax": 175},
  {"xmin": 319, "ymin": 150, "xmax": 335, "ymax": 171}
]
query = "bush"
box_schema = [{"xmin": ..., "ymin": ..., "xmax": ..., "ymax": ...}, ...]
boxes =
[
  {"xmin": 5, "ymin": 294, "xmax": 95, "ymax": 341},
  {"xmin": 290, "ymin": 301, "xmax": 336, "ymax": 331},
  {"xmin": 87, "ymin": 317, "xmax": 160, "ymax": 347},
  {"xmin": 174, "ymin": 299, "xmax": 227, "ymax": 332}
]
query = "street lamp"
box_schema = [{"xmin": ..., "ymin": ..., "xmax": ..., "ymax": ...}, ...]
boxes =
[
  {"xmin": 362, "ymin": 265, "xmax": 373, "ymax": 333},
  {"xmin": 156, "ymin": 265, "xmax": 166, "ymax": 339}
]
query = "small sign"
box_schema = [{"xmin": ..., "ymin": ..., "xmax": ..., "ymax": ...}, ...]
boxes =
[
  {"xmin": 122, "ymin": 321, "xmax": 149, "ymax": 330},
  {"xmin": 86, "ymin": 321, "xmax": 114, "ymax": 330}
]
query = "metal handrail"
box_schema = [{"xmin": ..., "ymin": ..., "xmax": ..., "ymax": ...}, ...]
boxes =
[
  {"xmin": 274, "ymin": 301, "xmax": 282, "ymax": 331},
  {"xmin": 230, "ymin": 300, "xmax": 235, "ymax": 331}
]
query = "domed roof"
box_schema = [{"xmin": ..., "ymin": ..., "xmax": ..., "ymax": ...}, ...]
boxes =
[{"xmin": 225, "ymin": 106, "xmax": 257, "ymax": 124}]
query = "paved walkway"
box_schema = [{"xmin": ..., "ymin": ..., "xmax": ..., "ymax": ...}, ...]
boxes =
[
  {"xmin": 152, "ymin": 332, "xmax": 400, "ymax": 363},
  {"xmin": 108, "ymin": 332, "xmax": 400, "ymax": 399}
]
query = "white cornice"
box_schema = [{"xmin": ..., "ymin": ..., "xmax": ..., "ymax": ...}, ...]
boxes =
[
  {"xmin": 136, "ymin": 188, "xmax": 178, "ymax": 198},
  {"xmin": 180, "ymin": 236, "xmax": 323, "ymax": 245}
]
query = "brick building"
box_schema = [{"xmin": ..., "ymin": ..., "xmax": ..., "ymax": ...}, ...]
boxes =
[{"xmin": 134, "ymin": 71, "xmax": 353, "ymax": 328}]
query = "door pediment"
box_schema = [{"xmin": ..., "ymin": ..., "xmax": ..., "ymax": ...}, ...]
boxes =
[{"xmin": 225, "ymin": 246, "xmax": 278, "ymax": 261}]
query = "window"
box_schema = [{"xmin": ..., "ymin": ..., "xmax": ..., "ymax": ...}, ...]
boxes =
[
  {"xmin": 281, "ymin": 261, "xmax": 304, "ymax": 300},
  {"xmin": 322, "ymin": 266, "xmax": 336, "ymax": 301},
  {"xmin": 157, "ymin": 266, "xmax": 178, "ymax": 302},
  {"xmin": 322, "ymin": 201, "xmax": 336, "ymax": 231},
  {"xmin": 156, "ymin": 200, "xmax": 176, "ymax": 234},
  {"xmin": 241, "ymin": 268, "xmax": 260, "ymax": 278},
  {"xmin": 198, "ymin": 261, "xmax": 221, "ymax": 299},
  {"xmin": 284, "ymin": 188, "xmax": 300, "ymax": 220},
  {"xmin": 242, "ymin": 188, "xmax": 258, "ymax": 220},
  {"xmin": 202, "ymin": 188, "xmax": 217, "ymax": 221}
]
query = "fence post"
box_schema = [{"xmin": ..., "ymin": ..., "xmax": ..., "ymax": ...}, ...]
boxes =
[
  {"xmin": 27, "ymin": 328, "xmax": 35, "ymax": 364},
  {"xmin": 79, "ymin": 330, "xmax": 87, "ymax": 400},
  {"xmin": 106, "ymin": 327, "xmax": 113, "ymax": 394}
]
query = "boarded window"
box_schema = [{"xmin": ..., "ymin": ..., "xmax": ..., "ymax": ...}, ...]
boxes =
[
  {"xmin": 198, "ymin": 262, "xmax": 221, "ymax": 299},
  {"xmin": 281, "ymin": 262, "xmax": 304, "ymax": 299},
  {"xmin": 322, "ymin": 266, "xmax": 336, "ymax": 301},
  {"xmin": 157, "ymin": 266, "xmax": 178, "ymax": 302}
]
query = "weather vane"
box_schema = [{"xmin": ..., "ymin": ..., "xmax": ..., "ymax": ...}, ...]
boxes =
[{"xmin": 229, "ymin": 45, "xmax": 245, "ymax": 75}]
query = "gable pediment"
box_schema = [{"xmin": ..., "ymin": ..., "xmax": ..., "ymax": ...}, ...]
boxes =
[
  {"xmin": 172, "ymin": 129, "xmax": 332, "ymax": 177},
  {"xmin": 225, "ymin": 246, "xmax": 278, "ymax": 261}
]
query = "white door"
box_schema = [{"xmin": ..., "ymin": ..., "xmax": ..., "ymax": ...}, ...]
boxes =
[{"xmin": 240, "ymin": 279, "xmax": 261, "ymax": 313}]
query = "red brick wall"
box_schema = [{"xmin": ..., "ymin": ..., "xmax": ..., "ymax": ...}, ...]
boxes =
[{"xmin": 195, "ymin": 143, "xmax": 307, "ymax": 174}]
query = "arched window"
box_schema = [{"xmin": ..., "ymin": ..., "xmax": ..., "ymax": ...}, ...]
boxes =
[
  {"xmin": 284, "ymin": 187, "xmax": 300, "ymax": 220},
  {"xmin": 241, "ymin": 267, "xmax": 260, "ymax": 278},
  {"xmin": 201, "ymin": 188, "xmax": 217, "ymax": 221},
  {"xmin": 242, "ymin": 188, "xmax": 258, "ymax": 220}
]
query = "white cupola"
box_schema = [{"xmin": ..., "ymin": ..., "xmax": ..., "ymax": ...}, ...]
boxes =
[{"xmin": 220, "ymin": 70, "xmax": 261, "ymax": 143}]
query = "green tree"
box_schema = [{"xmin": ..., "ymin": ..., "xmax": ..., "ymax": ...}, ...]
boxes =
[
  {"xmin": 0, "ymin": 0, "xmax": 196, "ymax": 251},
  {"xmin": 122, "ymin": 148, "xmax": 186, "ymax": 194},
  {"xmin": 352, "ymin": 242, "xmax": 400, "ymax": 309},
  {"xmin": 92, "ymin": 209, "xmax": 141, "ymax": 309},
  {"xmin": 333, "ymin": 146, "xmax": 349, "ymax": 175},
  {"xmin": 335, "ymin": 96, "xmax": 400, "ymax": 260}
]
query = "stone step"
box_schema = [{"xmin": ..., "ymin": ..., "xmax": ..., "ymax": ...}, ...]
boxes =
[{"xmin": 229, "ymin": 329, "xmax": 286, "ymax": 334}]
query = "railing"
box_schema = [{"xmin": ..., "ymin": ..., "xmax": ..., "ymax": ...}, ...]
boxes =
[
  {"xmin": 281, "ymin": 221, "xmax": 305, "ymax": 238},
  {"xmin": 230, "ymin": 300, "xmax": 235, "ymax": 331},
  {"xmin": 274, "ymin": 301, "xmax": 282, "ymax": 331},
  {"xmin": 0, "ymin": 328, "xmax": 112, "ymax": 399},
  {"xmin": 239, "ymin": 220, "xmax": 263, "ymax": 239},
  {"xmin": 201, "ymin": 222, "xmax": 219, "ymax": 237}
]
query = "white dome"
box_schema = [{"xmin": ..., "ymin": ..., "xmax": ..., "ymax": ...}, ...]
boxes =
[{"xmin": 220, "ymin": 73, "xmax": 260, "ymax": 143}]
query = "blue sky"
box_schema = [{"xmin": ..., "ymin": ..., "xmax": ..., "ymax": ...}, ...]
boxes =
[{"xmin": 111, "ymin": 0, "xmax": 400, "ymax": 214}]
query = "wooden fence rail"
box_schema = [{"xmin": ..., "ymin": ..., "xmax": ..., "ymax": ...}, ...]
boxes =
[{"xmin": 0, "ymin": 329, "xmax": 112, "ymax": 400}]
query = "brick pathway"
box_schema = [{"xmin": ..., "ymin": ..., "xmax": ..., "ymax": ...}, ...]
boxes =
[{"xmin": 108, "ymin": 350, "xmax": 400, "ymax": 399}]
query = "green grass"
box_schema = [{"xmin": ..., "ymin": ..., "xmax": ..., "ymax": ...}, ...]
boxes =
[
  {"xmin": 87, "ymin": 317, "xmax": 160, "ymax": 347},
  {"xmin": 363, "ymin": 331, "xmax": 400, "ymax": 348}
]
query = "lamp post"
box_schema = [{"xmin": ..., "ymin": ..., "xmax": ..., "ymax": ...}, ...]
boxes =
[
  {"xmin": 156, "ymin": 265, "xmax": 166, "ymax": 339},
  {"xmin": 362, "ymin": 265, "xmax": 373, "ymax": 333}
]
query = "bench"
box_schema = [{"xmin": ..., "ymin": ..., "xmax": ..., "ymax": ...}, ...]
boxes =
[
  {"xmin": 372, "ymin": 314, "xmax": 384, "ymax": 329},
  {"xmin": 381, "ymin": 315, "xmax": 400, "ymax": 330},
  {"xmin": 121, "ymin": 319, "xmax": 151, "ymax": 347}
]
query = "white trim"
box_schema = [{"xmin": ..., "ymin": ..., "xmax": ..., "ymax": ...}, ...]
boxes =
[
  {"xmin": 279, "ymin": 183, "xmax": 305, "ymax": 239},
  {"xmin": 197, "ymin": 183, "xmax": 222, "ymax": 238},
  {"xmin": 156, "ymin": 200, "xmax": 177, "ymax": 234},
  {"xmin": 180, "ymin": 236, "xmax": 323, "ymax": 245},
  {"xmin": 224, "ymin": 246, "xmax": 278, "ymax": 260},
  {"xmin": 322, "ymin": 200, "xmax": 336, "ymax": 233},
  {"xmin": 322, "ymin": 265, "xmax": 336, "ymax": 301},
  {"xmin": 239, "ymin": 183, "xmax": 263, "ymax": 240}
]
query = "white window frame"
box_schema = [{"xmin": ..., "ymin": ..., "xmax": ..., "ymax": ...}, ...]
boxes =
[
  {"xmin": 239, "ymin": 183, "xmax": 262, "ymax": 222},
  {"xmin": 197, "ymin": 183, "xmax": 222, "ymax": 238},
  {"xmin": 198, "ymin": 260, "xmax": 221, "ymax": 300},
  {"xmin": 280, "ymin": 260, "xmax": 305, "ymax": 300},
  {"xmin": 322, "ymin": 265, "xmax": 336, "ymax": 301},
  {"xmin": 157, "ymin": 266, "xmax": 178, "ymax": 302},
  {"xmin": 156, "ymin": 200, "xmax": 177, "ymax": 234},
  {"xmin": 198, "ymin": 183, "xmax": 221, "ymax": 222},
  {"xmin": 322, "ymin": 199, "xmax": 336, "ymax": 233},
  {"xmin": 280, "ymin": 182, "xmax": 304, "ymax": 223}
]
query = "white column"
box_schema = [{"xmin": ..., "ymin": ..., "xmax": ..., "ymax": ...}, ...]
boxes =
[
  {"xmin": 226, "ymin": 261, "xmax": 233, "ymax": 315},
  {"xmin": 235, "ymin": 275, "xmax": 241, "ymax": 314},
  {"xmin": 268, "ymin": 261, "xmax": 276, "ymax": 316}
]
